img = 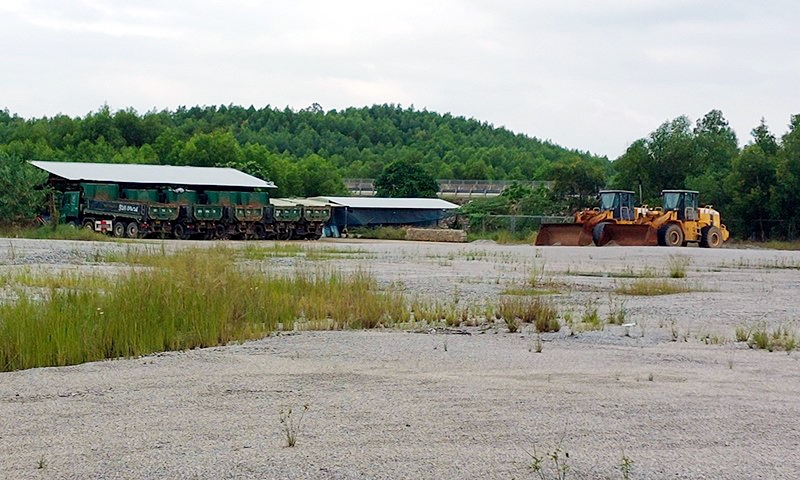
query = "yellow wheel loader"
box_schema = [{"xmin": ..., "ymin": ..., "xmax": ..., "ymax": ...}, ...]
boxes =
[
  {"xmin": 535, "ymin": 190, "xmax": 647, "ymax": 246},
  {"xmin": 600, "ymin": 190, "xmax": 730, "ymax": 247}
]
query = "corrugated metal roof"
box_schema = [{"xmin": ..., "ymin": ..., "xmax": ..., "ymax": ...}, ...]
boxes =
[
  {"xmin": 30, "ymin": 161, "xmax": 275, "ymax": 189},
  {"xmin": 285, "ymin": 197, "xmax": 335, "ymax": 207},
  {"xmin": 269, "ymin": 198, "xmax": 300, "ymax": 207},
  {"xmin": 312, "ymin": 196, "xmax": 459, "ymax": 210}
]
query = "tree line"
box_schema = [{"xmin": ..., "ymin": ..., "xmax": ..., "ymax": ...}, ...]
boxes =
[
  {"xmin": 612, "ymin": 110, "xmax": 800, "ymax": 241},
  {"xmin": 0, "ymin": 104, "xmax": 798, "ymax": 240}
]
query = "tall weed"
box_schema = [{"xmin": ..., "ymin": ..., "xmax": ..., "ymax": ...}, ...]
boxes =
[{"xmin": 0, "ymin": 248, "xmax": 408, "ymax": 371}]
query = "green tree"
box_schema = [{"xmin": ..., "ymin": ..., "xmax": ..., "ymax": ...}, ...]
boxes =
[
  {"xmin": 549, "ymin": 157, "xmax": 606, "ymax": 210},
  {"xmin": 178, "ymin": 130, "xmax": 242, "ymax": 167},
  {"xmin": 294, "ymin": 154, "xmax": 347, "ymax": 197},
  {"xmin": 374, "ymin": 160, "xmax": 439, "ymax": 198},
  {"xmin": 726, "ymin": 143, "xmax": 777, "ymax": 240},
  {"xmin": 686, "ymin": 110, "xmax": 739, "ymax": 208},
  {"xmin": 0, "ymin": 153, "xmax": 49, "ymax": 223},
  {"xmin": 772, "ymin": 115, "xmax": 800, "ymax": 239},
  {"xmin": 612, "ymin": 116, "xmax": 695, "ymax": 202}
]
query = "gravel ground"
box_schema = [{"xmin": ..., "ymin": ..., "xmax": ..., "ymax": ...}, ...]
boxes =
[{"xmin": 1, "ymin": 238, "xmax": 800, "ymax": 479}]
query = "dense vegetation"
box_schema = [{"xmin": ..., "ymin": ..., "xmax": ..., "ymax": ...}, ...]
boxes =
[
  {"xmin": 612, "ymin": 111, "xmax": 800, "ymax": 241},
  {"xmin": 0, "ymin": 103, "xmax": 601, "ymax": 194},
  {"xmin": 1, "ymin": 103, "xmax": 799, "ymax": 240}
]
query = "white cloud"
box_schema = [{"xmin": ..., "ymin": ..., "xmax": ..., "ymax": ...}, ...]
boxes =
[{"xmin": 1, "ymin": 0, "xmax": 798, "ymax": 157}]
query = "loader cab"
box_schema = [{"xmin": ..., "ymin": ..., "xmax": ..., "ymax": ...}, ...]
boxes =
[
  {"xmin": 661, "ymin": 190, "xmax": 698, "ymax": 221},
  {"xmin": 598, "ymin": 190, "xmax": 635, "ymax": 221}
]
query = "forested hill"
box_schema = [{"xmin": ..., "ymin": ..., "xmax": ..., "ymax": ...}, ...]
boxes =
[
  {"xmin": 0, "ymin": 104, "xmax": 607, "ymax": 196},
  {"xmin": 6, "ymin": 103, "xmax": 799, "ymax": 241}
]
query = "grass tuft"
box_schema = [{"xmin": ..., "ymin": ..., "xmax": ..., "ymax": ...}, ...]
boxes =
[
  {"xmin": 734, "ymin": 325, "xmax": 751, "ymax": 343},
  {"xmin": 667, "ymin": 253, "xmax": 690, "ymax": 278},
  {"xmin": 572, "ymin": 301, "xmax": 603, "ymax": 332},
  {"xmin": 499, "ymin": 296, "xmax": 559, "ymax": 332},
  {"xmin": 615, "ymin": 278, "xmax": 697, "ymax": 296},
  {"xmin": 748, "ymin": 324, "xmax": 797, "ymax": 353},
  {"xmin": 279, "ymin": 404, "xmax": 309, "ymax": 447},
  {"xmin": 7, "ymin": 224, "xmax": 113, "ymax": 242}
]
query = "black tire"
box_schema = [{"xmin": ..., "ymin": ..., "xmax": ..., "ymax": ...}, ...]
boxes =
[
  {"xmin": 66, "ymin": 221, "xmax": 78, "ymax": 229},
  {"xmin": 214, "ymin": 224, "xmax": 227, "ymax": 239},
  {"xmin": 82, "ymin": 219, "xmax": 95, "ymax": 231},
  {"xmin": 700, "ymin": 225, "xmax": 723, "ymax": 248},
  {"xmin": 253, "ymin": 224, "xmax": 266, "ymax": 240},
  {"xmin": 592, "ymin": 221, "xmax": 613, "ymax": 246},
  {"xmin": 126, "ymin": 222, "xmax": 140, "ymax": 239},
  {"xmin": 659, "ymin": 224, "xmax": 684, "ymax": 247},
  {"xmin": 172, "ymin": 223, "xmax": 185, "ymax": 240},
  {"xmin": 112, "ymin": 221, "xmax": 126, "ymax": 238}
]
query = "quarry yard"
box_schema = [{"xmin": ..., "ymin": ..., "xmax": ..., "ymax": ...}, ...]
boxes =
[{"xmin": 1, "ymin": 238, "xmax": 800, "ymax": 479}]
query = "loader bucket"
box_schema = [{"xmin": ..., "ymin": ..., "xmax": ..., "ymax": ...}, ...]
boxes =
[
  {"xmin": 600, "ymin": 224, "xmax": 659, "ymax": 246},
  {"xmin": 535, "ymin": 224, "xmax": 593, "ymax": 246}
]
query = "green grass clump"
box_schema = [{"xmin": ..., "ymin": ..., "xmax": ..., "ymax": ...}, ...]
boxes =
[
  {"xmin": 409, "ymin": 300, "xmax": 469, "ymax": 327},
  {"xmin": 0, "ymin": 248, "xmax": 408, "ymax": 372},
  {"xmin": 606, "ymin": 296, "xmax": 627, "ymax": 325},
  {"xmin": 240, "ymin": 243, "xmax": 306, "ymax": 259},
  {"xmin": 666, "ymin": 254, "xmax": 690, "ymax": 278},
  {"xmin": 734, "ymin": 325, "xmax": 751, "ymax": 342},
  {"xmin": 348, "ymin": 226, "xmax": 406, "ymax": 240},
  {"xmin": 574, "ymin": 302, "xmax": 604, "ymax": 332},
  {"xmin": 495, "ymin": 230, "xmax": 537, "ymax": 245},
  {"xmin": 9, "ymin": 224, "xmax": 112, "ymax": 242},
  {"xmin": 238, "ymin": 243, "xmax": 368, "ymax": 261},
  {"xmin": 466, "ymin": 230, "xmax": 536, "ymax": 244},
  {"xmin": 615, "ymin": 278, "xmax": 696, "ymax": 296},
  {"xmin": 499, "ymin": 296, "xmax": 560, "ymax": 332},
  {"xmin": 748, "ymin": 324, "xmax": 797, "ymax": 352}
]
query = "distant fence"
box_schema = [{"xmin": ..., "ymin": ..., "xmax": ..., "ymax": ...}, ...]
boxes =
[
  {"xmin": 344, "ymin": 179, "xmax": 554, "ymax": 197},
  {"xmin": 466, "ymin": 215, "xmax": 573, "ymax": 235}
]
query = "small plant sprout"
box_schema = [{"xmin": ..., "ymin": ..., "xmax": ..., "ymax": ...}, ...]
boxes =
[
  {"xmin": 606, "ymin": 295, "xmax": 627, "ymax": 325},
  {"xmin": 528, "ymin": 260, "xmax": 546, "ymax": 288},
  {"xmin": 37, "ymin": 455, "xmax": 46, "ymax": 469},
  {"xmin": 619, "ymin": 450, "xmax": 634, "ymax": 480},
  {"xmin": 670, "ymin": 320, "xmax": 679, "ymax": 342},
  {"xmin": 535, "ymin": 335, "xmax": 543, "ymax": 353},
  {"xmin": 279, "ymin": 404, "xmax": 309, "ymax": 447},
  {"xmin": 523, "ymin": 438, "xmax": 570, "ymax": 480}
]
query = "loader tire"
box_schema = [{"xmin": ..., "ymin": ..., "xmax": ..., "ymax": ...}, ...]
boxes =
[
  {"xmin": 659, "ymin": 224, "xmax": 684, "ymax": 247},
  {"xmin": 592, "ymin": 222, "xmax": 612, "ymax": 246},
  {"xmin": 700, "ymin": 226, "xmax": 723, "ymax": 248}
]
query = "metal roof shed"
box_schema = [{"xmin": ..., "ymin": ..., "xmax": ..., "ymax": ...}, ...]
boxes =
[
  {"xmin": 29, "ymin": 161, "xmax": 275, "ymax": 189},
  {"xmin": 311, "ymin": 196, "xmax": 459, "ymax": 234}
]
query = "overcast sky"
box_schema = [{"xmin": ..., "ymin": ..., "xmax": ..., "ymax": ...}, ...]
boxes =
[{"xmin": 2, "ymin": 0, "xmax": 798, "ymax": 159}]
